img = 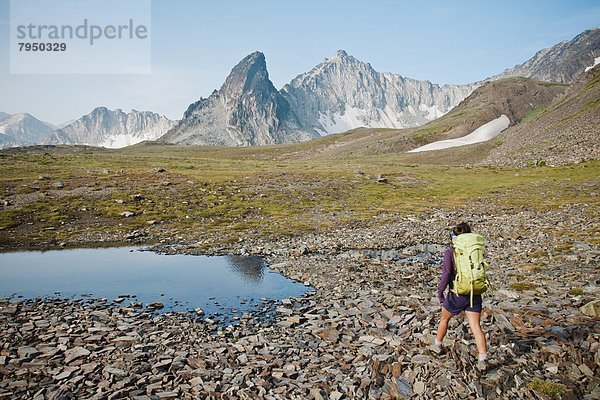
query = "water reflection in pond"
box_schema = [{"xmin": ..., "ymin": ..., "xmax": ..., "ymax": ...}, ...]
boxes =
[{"xmin": 0, "ymin": 247, "xmax": 311, "ymax": 324}]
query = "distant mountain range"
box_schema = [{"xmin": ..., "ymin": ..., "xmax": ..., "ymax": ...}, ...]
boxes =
[
  {"xmin": 0, "ymin": 113, "xmax": 55, "ymax": 149},
  {"xmin": 162, "ymin": 51, "xmax": 478, "ymax": 146},
  {"xmin": 0, "ymin": 108, "xmax": 175, "ymax": 150},
  {"xmin": 282, "ymin": 50, "xmax": 477, "ymax": 135},
  {"xmin": 45, "ymin": 107, "xmax": 176, "ymax": 148},
  {"xmin": 1, "ymin": 28, "xmax": 598, "ymax": 149},
  {"xmin": 163, "ymin": 28, "xmax": 599, "ymax": 146}
]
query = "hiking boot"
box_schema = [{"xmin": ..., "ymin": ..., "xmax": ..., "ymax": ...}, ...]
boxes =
[
  {"xmin": 428, "ymin": 343, "xmax": 446, "ymax": 355},
  {"xmin": 476, "ymin": 359, "xmax": 488, "ymax": 372}
]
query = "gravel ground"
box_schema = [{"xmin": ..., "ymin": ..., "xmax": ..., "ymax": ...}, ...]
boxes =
[{"xmin": 1, "ymin": 202, "xmax": 598, "ymax": 399}]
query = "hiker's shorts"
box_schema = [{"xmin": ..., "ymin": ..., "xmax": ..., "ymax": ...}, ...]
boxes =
[{"xmin": 443, "ymin": 292, "xmax": 483, "ymax": 314}]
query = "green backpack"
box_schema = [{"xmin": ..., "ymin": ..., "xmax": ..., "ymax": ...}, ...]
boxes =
[{"xmin": 451, "ymin": 233, "xmax": 490, "ymax": 306}]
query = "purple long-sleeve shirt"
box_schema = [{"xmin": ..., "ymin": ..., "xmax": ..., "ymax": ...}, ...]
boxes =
[{"xmin": 437, "ymin": 247, "xmax": 454, "ymax": 303}]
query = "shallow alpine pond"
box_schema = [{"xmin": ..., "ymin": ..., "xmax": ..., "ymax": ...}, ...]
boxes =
[{"xmin": 0, "ymin": 247, "xmax": 312, "ymax": 324}]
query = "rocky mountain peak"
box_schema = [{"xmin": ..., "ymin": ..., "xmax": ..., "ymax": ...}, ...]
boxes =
[
  {"xmin": 282, "ymin": 51, "xmax": 474, "ymax": 135},
  {"xmin": 332, "ymin": 49, "xmax": 350, "ymax": 60},
  {"xmin": 161, "ymin": 52, "xmax": 315, "ymax": 146},
  {"xmin": 91, "ymin": 106, "xmax": 109, "ymax": 115},
  {"xmin": 327, "ymin": 50, "xmax": 370, "ymax": 69},
  {"xmin": 220, "ymin": 51, "xmax": 271, "ymax": 100},
  {"xmin": 284, "ymin": 50, "xmax": 376, "ymax": 92},
  {"xmin": 8, "ymin": 112, "xmax": 36, "ymax": 123},
  {"xmin": 325, "ymin": 50, "xmax": 367, "ymax": 68}
]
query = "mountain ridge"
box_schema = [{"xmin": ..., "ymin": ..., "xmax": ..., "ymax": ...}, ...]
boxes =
[
  {"xmin": 2, "ymin": 28, "xmax": 597, "ymax": 150},
  {"xmin": 284, "ymin": 77, "xmax": 568, "ymax": 162},
  {"xmin": 45, "ymin": 107, "xmax": 176, "ymax": 148},
  {"xmin": 162, "ymin": 28, "xmax": 598, "ymax": 147},
  {"xmin": 491, "ymin": 28, "xmax": 600, "ymax": 83},
  {"xmin": 280, "ymin": 50, "xmax": 476, "ymax": 135}
]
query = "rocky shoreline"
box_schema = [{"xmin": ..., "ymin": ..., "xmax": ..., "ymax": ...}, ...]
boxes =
[{"xmin": 1, "ymin": 204, "xmax": 599, "ymax": 399}]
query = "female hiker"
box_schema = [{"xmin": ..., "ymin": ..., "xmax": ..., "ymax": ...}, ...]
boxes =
[{"xmin": 435, "ymin": 222, "xmax": 488, "ymax": 369}]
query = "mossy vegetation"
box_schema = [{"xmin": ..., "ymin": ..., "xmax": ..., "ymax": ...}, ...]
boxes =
[
  {"xmin": 527, "ymin": 379, "xmax": 567, "ymax": 398},
  {"xmin": 568, "ymin": 287, "xmax": 584, "ymax": 296},
  {"xmin": 0, "ymin": 145, "xmax": 598, "ymax": 247},
  {"xmin": 521, "ymin": 104, "xmax": 548, "ymax": 123}
]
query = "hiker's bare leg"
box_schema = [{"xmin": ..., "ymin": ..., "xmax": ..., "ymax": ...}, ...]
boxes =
[
  {"xmin": 466, "ymin": 311, "xmax": 487, "ymax": 355},
  {"xmin": 436, "ymin": 306, "xmax": 454, "ymax": 343}
]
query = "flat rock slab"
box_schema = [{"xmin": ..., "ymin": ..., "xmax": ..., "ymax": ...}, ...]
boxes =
[{"xmin": 64, "ymin": 346, "xmax": 90, "ymax": 364}]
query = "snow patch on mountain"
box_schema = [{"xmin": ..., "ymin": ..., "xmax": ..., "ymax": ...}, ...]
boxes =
[
  {"xmin": 317, "ymin": 107, "xmax": 368, "ymax": 135},
  {"xmin": 409, "ymin": 115, "xmax": 510, "ymax": 153},
  {"xmin": 98, "ymin": 133, "xmax": 152, "ymax": 148},
  {"xmin": 585, "ymin": 56, "xmax": 600, "ymax": 72}
]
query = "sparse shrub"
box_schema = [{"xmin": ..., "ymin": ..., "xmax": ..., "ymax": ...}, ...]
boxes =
[
  {"xmin": 527, "ymin": 379, "xmax": 566, "ymax": 398},
  {"xmin": 510, "ymin": 281, "xmax": 537, "ymax": 291},
  {"xmin": 568, "ymin": 287, "xmax": 583, "ymax": 296},
  {"xmin": 520, "ymin": 263, "xmax": 543, "ymax": 272},
  {"xmin": 528, "ymin": 250, "xmax": 547, "ymax": 258}
]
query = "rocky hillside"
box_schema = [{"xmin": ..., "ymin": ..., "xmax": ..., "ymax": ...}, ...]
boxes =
[
  {"xmin": 0, "ymin": 113, "xmax": 54, "ymax": 149},
  {"xmin": 407, "ymin": 78, "xmax": 568, "ymax": 146},
  {"xmin": 485, "ymin": 65, "xmax": 600, "ymax": 166},
  {"xmin": 46, "ymin": 108, "xmax": 175, "ymax": 148},
  {"xmin": 492, "ymin": 28, "xmax": 600, "ymax": 83},
  {"xmin": 281, "ymin": 50, "xmax": 475, "ymax": 134},
  {"xmin": 161, "ymin": 52, "xmax": 316, "ymax": 146}
]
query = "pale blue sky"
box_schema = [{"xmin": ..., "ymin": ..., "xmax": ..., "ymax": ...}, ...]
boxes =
[{"xmin": 1, "ymin": 0, "xmax": 598, "ymax": 125}]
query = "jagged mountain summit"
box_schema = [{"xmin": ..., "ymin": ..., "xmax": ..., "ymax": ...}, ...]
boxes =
[
  {"xmin": 0, "ymin": 113, "xmax": 55, "ymax": 149},
  {"xmin": 45, "ymin": 107, "xmax": 176, "ymax": 148},
  {"xmin": 281, "ymin": 50, "xmax": 476, "ymax": 135},
  {"xmin": 161, "ymin": 52, "xmax": 316, "ymax": 146},
  {"xmin": 492, "ymin": 28, "xmax": 600, "ymax": 83}
]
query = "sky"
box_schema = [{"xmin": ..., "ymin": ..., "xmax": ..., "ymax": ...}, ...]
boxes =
[{"xmin": 0, "ymin": 0, "xmax": 598, "ymax": 125}]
